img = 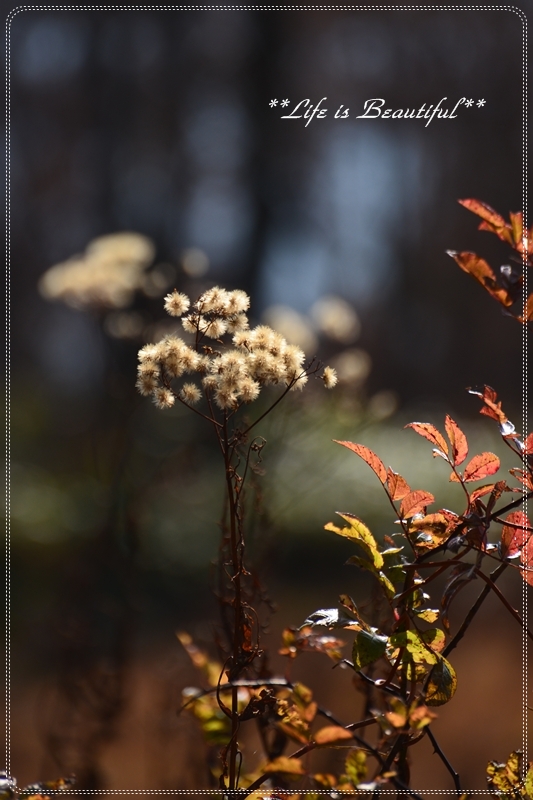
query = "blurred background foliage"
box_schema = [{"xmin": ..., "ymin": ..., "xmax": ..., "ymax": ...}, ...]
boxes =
[{"xmin": 6, "ymin": 6, "xmax": 528, "ymax": 792}]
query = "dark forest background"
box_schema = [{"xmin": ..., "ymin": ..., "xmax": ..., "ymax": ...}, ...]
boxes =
[{"xmin": 4, "ymin": 5, "xmax": 530, "ymax": 792}]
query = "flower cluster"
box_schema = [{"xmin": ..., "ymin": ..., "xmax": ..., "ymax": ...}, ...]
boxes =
[
  {"xmin": 137, "ymin": 286, "xmax": 337, "ymax": 410},
  {"xmin": 39, "ymin": 233, "xmax": 155, "ymax": 309}
]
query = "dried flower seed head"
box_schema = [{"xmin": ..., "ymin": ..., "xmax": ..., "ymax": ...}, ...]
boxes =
[
  {"xmin": 153, "ymin": 387, "xmax": 175, "ymax": 409},
  {"xmin": 138, "ymin": 343, "xmax": 162, "ymax": 363},
  {"xmin": 201, "ymin": 317, "xmax": 227, "ymax": 339},
  {"xmin": 180, "ymin": 383, "xmax": 202, "ymax": 405},
  {"xmin": 214, "ymin": 387, "xmax": 238, "ymax": 410},
  {"xmin": 196, "ymin": 286, "xmax": 229, "ymax": 314},
  {"xmin": 136, "ymin": 373, "xmax": 159, "ymax": 396},
  {"xmin": 322, "ymin": 366, "xmax": 338, "ymax": 389},
  {"xmin": 202, "ymin": 374, "xmax": 219, "ymax": 392},
  {"xmin": 225, "ymin": 313, "xmax": 249, "ymax": 334},
  {"xmin": 180, "ymin": 347, "xmax": 202, "ymax": 372},
  {"xmin": 232, "ymin": 331, "xmax": 252, "ymax": 349},
  {"xmin": 182, "ymin": 314, "xmax": 200, "ymax": 334},
  {"xmin": 226, "ymin": 290, "xmax": 250, "ymax": 315},
  {"xmin": 290, "ymin": 373, "xmax": 309, "ymax": 391},
  {"xmin": 282, "ymin": 345, "xmax": 306, "ymax": 377},
  {"xmin": 164, "ymin": 290, "xmax": 190, "ymax": 317},
  {"xmin": 238, "ymin": 378, "xmax": 261, "ymax": 403},
  {"xmin": 137, "ymin": 360, "xmax": 159, "ymax": 378},
  {"xmin": 249, "ymin": 325, "xmax": 277, "ymax": 351}
]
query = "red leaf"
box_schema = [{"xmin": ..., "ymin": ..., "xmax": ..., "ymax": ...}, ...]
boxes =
[
  {"xmin": 520, "ymin": 527, "xmax": 533, "ymax": 586},
  {"xmin": 458, "ymin": 198, "xmax": 514, "ymax": 246},
  {"xmin": 468, "ymin": 484, "xmax": 496, "ymax": 503},
  {"xmin": 334, "ymin": 441, "xmax": 387, "ymax": 483},
  {"xmin": 387, "ymin": 468, "xmax": 411, "ymax": 501},
  {"xmin": 510, "ymin": 468, "xmax": 533, "ymax": 491},
  {"xmin": 461, "ymin": 452, "xmax": 500, "ymax": 483},
  {"xmin": 405, "ymin": 423, "xmax": 448, "ymax": 456},
  {"xmin": 400, "ymin": 490, "xmax": 435, "ymax": 519},
  {"xmin": 444, "ymin": 415, "xmax": 468, "ymax": 466},
  {"xmin": 523, "ymin": 433, "xmax": 533, "ymax": 455},
  {"xmin": 448, "ymin": 251, "xmax": 514, "ymax": 307},
  {"xmin": 468, "ymin": 386, "xmax": 508, "ymax": 425},
  {"xmin": 501, "ymin": 511, "xmax": 530, "ymax": 559}
]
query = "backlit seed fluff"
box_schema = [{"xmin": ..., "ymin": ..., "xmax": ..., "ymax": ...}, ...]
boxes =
[
  {"xmin": 153, "ymin": 387, "xmax": 175, "ymax": 409},
  {"xmin": 225, "ymin": 313, "xmax": 249, "ymax": 334},
  {"xmin": 164, "ymin": 291, "xmax": 190, "ymax": 317},
  {"xmin": 322, "ymin": 366, "xmax": 338, "ymax": 389},
  {"xmin": 180, "ymin": 383, "xmax": 202, "ymax": 405},
  {"xmin": 202, "ymin": 317, "xmax": 227, "ymax": 339},
  {"xmin": 290, "ymin": 373, "xmax": 309, "ymax": 391},
  {"xmin": 136, "ymin": 373, "xmax": 159, "ymax": 396},
  {"xmin": 182, "ymin": 314, "xmax": 200, "ymax": 334},
  {"xmin": 226, "ymin": 290, "xmax": 250, "ymax": 314},
  {"xmin": 239, "ymin": 378, "xmax": 261, "ymax": 403}
]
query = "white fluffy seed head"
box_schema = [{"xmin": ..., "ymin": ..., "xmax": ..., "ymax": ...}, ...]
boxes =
[
  {"xmin": 180, "ymin": 383, "xmax": 202, "ymax": 405},
  {"xmin": 322, "ymin": 366, "xmax": 338, "ymax": 389},
  {"xmin": 238, "ymin": 378, "xmax": 261, "ymax": 403},
  {"xmin": 164, "ymin": 290, "xmax": 190, "ymax": 317},
  {"xmin": 290, "ymin": 373, "xmax": 309, "ymax": 391},
  {"xmin": 153, "ymin": 387, "xmax": 175, "ymax": 408},
  {"xmin": 226, "ymin": 290, "xmax": 250, "ymax": 314},
  {"xmin": 202, "ymin": 317, "xmax": 227, "ymax": 339},
  {"xmin": 225, "ymin": 313, "xmax": 249, "ymax": 334},
  {"xmin": 136, "ymin": 373, "xmax": 159, "ymax": 396}
]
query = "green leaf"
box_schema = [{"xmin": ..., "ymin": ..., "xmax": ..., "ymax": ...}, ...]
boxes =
[
  {"xmin": 421, "ymin": 628, "xmax": 446, "ymax": 654},
  {"xmin": 344, "ymin": 749, "xmax": 367, "ymax": 786},
  {"xmin": 353, "ymin": 630, "xmax": 388, "ymax": 670},
  {"xmin": 389, "ymin": 630, "xmax": 438, "ymax": 665},
  {"xmin": 414, "ymin": 608, "xmax": 440, "ymax": 623},
  {"xmin": 325, "ymin": 513, "xmax": 384, "ymax": 569},
  {"xmin": 425, "ymin": 656, "xmax": 457, "ymax": 706},
  {"xmin": 378, "ymin": 571, "xmax": 396, "ymax": 598}
]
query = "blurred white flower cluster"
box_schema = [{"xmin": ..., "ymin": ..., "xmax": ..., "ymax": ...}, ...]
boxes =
[
  {"xmin": 137, "ymin": 286, "xmax": 337, "ymax": 410},
  {"xmin": 38, "ymin": 232, "xmax": 155, "ymax": 309}
]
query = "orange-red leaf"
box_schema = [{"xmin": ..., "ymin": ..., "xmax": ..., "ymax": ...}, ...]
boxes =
[
  {"xmin": 468, "ymin": 484, "xmax": 496, "ymax": 503},
  {"xmin": 458, "ymin": 198, "xmax": 514, "ymax": 246},
  {"xmin": 523, "ymin": 433, "xmax": 533, "ymax": 455},
  {"xmin": 461, "ymin": 452, "xmax": 500, "ymax": 482},
  {"xmin": 509, "ymin": 468, "xmax": 533, "ymax": 491},
  {"xmin": 314, "ymin": 725, "xmax": 353, "ymax": 745},
  {"xmin": 405, "ymin": 423, "xmax": 448, "ymax": 456},
  {"xmin": 468, "ymin": 385, "xmax": 508, "ymax": 425},
  {"xmin": 509, "ymin": 211, "xmax": 524, "ymax": 246},
  {"xmin": 448, "ymin": 251, "xmax": 514, "ymax": 307},
  {"xmin": 501, "ymin": 511, "xmax": 530, "ymax": 559},
  {"xmin": 444, "ymin": 415, "xmax": 468, "ymax": 466},
  {"xmin": 400, "ymin": 490, "xmax": 435, "ymax": 519},
  {"xmin": 334, "ymin": 440, "xmax": 387, "ymax": 483},
  {"xmin": 387, "ymin": 468, "xmax": 411, "ymax": 501}
]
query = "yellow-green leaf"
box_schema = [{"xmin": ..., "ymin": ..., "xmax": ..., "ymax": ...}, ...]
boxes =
[
  {"xmin": 389, "ymin": 630, "xmax": 438, "ymax": 665},
  {"xmin": 344, "ymin": 749, "xmax": 367, "ymax": 785},
  {"xmin": 353, "ymin": 630, "xmax": 388, "ymax": 669},
  {"xmin": 426, "ymin": 656, "xmax": 457, "ymax": 706},
  {"xmin": 325, "ymin": 513, "xmax": 383, "ymax": 569},
  {"xmin": 415, "ymin": 608, "xmax": 440, "ymax": 623}
]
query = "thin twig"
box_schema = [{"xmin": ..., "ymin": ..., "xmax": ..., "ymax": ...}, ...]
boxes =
[
  {"xmin": 426, "ymin": 726, "xmax": 462, "ymax": 793},
  {"xmin": 443, "ymin": 562, "xmax": 506, "ymax": 658},
  {"xmin": 473, "ymin": 566, "xmax": 533, "ymax": 640}
]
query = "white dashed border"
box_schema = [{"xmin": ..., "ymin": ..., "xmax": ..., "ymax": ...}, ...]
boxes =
[{"xmin": 4, "ymin": 3, "xmax": 528, "ymax": 796}]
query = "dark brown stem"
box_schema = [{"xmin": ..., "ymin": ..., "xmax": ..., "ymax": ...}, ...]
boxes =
[
  {"xmin": 443, "ymin": 562, "xmax": 506, "ymax": 658},
  {"xmin": 425, "ymin": 726, "xmax": 462, "ymax": 793},
  {"xmin": 491, "ymin": 490, "xmax": 532, "ymax": 520},
  {"xmin": 473, "ymin": 566, "xmax": 533, "ymax": 639}
]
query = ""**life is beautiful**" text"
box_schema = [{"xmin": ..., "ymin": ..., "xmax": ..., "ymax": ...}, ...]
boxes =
[{"xmin": 269, "ymin": 97, "xmax": 486, "ymax": 127}]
